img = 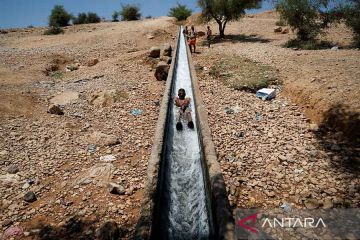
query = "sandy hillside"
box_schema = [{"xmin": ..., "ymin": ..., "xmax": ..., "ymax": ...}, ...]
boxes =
[{"xmin": 0, "ymin": 10, "xmax": 359, "ymax": 239}]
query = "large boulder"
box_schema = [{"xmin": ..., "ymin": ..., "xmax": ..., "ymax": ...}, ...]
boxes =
[
  {"xmin": 274, "ymin": 27, "xmax": 282, "ymax": 33},
  {"xmin": 149, "ymin": 46, "xmax": 161, "ymax": 58},
  {"xmin": 163, "ymin": 43, "xmax": 172, "ymax": 57},
  {"xmin": 107, "ymin": 182, "xmax": 125, "ymax": 195},
  {"xmin": 23, "ymin": 191, "xmax": 37, "ymax": 202},
  {"xmin": 154, "ymin": 61, "xmax": 169, "ymax": 81}
]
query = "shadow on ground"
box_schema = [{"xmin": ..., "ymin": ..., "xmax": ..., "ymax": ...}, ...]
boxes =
[
  {"xmin": 315, "ymin": 103, "xmax": 360, "ymax": 175},
  {"xmin": 211, "ymin": 34, "xmax": 272, "ymax": 45},
  {"xmin": 34, "ymin": 217, "xmax": 128, "ymax": 240}
]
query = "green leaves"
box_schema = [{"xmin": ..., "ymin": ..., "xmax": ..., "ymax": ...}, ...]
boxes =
[
  {"xmin": 120, "ymin": 4, "xmax": 141, "ymax": 21},
  {"xmin": 49, "ymin": 5, "xmax": 71, "ymax": 27},
  {"xmin": 169, "ymin": 3, "xmax": 193, "ymax": 21},
  {"xmin": 275, "ymin": 0, "xmax": 334, "ymax": 41},
  {"xmin": 198, "ymin": 0, "xmax": 262, "ymax": 37}
]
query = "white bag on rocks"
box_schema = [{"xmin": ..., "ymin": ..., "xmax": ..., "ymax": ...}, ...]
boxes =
[{"xmin": 256, "ymin": 88, "xmax": 276, "ymax": 100}]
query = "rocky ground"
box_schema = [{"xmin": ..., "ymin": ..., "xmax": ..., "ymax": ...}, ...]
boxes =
[
  {"xmin": 0, "ymin": 10, "xmax": 359, "ymax": 240},
  {"xmin": 191, "ymin": 11, "xmax": 360, "ymax": 215},
  {"xmin": 0, "ymin": 18, "xmax": 177, "ymax": 239}
]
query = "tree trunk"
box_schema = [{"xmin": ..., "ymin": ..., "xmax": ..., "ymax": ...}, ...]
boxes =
[
  {"xmin": 219, "ymin": 25, "xmax": 225, "ymax": 38},
  {"xmin": 217, "ymin": 20, "xmax": 227, "ymax": 38}
]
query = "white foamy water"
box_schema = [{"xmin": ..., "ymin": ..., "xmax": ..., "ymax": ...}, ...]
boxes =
[{"xmin": 158, "ymin": 27, "xmax": 212, "ymax": 239}]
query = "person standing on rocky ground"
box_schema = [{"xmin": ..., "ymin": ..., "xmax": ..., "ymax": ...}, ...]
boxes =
[
  {"xmin": 183, "ymin": 26, "xmax": 189, "ymax": 40},
  {"xmin": 188, "ymin": 25, "xmax": 197, "ymax": 54},
  {"xmin": 206, "ymin": 26, "xmax": 212, "ymax": 48}
]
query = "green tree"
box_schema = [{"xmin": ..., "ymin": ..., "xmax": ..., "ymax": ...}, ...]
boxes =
[
  {"xmin": 112, "ymin": 11, "xmax": 120, "ymax": 22},
  {"xmin": 72, "ymin": 12, "xmax": 101, "ymax": 25},
  {"xmin": 275, "ymin": 0, "xmax": 335, "ymax": 41},
  {"xmin": 120, "ymin": 4, "xmax": 141, "ymax": 21},
  {"xmin": 169, "ymin": 3, "xmax": 193, "ymax": 21},
  {"xmin": 49, "ymin": 5, "xmax": 71, "ymax": 27},
  {"xmin": 198, "ymin": 0, "xmax": 261, "ymax": 38},
  {"xmin": 87, "ymin": 12, "xmax": 101, "ymax": 23},
  {"xmin": 73, "ymin": 13, "xmax": 87, "ymax": 25}
]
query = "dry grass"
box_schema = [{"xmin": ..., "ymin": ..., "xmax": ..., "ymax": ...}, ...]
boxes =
[{"xmin": 209, "ymin": 56, "xmax": 280, "ymax": 92}]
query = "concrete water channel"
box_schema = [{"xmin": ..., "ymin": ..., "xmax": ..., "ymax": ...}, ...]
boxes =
[{"xmin": 135, "ymin": 27, "xmax": 234, "ymax": 240}]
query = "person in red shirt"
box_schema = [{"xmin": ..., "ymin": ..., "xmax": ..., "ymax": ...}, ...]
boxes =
[
  {"xmin": 188, "ymin": 25, "xmax": 197, "ymax": 53},
  {"xmin": 174, "ymin": 88, "xmax": 194, "ymax": 130}
]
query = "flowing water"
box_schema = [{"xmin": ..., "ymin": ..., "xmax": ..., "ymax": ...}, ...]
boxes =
[{"xmin": 157, "ymin": 27, "xmax": 212, "ymax": 239}]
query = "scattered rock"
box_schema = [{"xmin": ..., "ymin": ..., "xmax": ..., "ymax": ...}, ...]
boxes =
[
  {"xmin": 267, "ymin": 191, "xmax": 276, "ymax": 197},
  {"xmin": 87, "ymin": 58, "xmax": 99, "ymax": 67},
  {"xmin": 278, "ymin": 155, "xmax": 287, "ymax": 162},
  {"xmin": 1, "ymin": 219, "xmax": 13, "ymax": 227},
  {"xmin": 154, "ymin": 61, "xmax": 169, "ymax": 81},
  {"xmin": 0, "ymin": 174, "xmax": 20, "ymax": 184},
  {"xmin": 274, "ymin": 27, "xmax": 282, "ymax": 33},
  {"xmin": 7, "ymin": 164, "xmax": 19, "ymax": 174},
  {"xmin": 149, "ymin": 46, "xmax": 161, "ymax": 58},
  {"xmin": 96, "ymin": 220, "xmax": 121, "ymax": 240},
  {"xmin": 154, "ymin": 100, "xmax": 161, "ymax": 107},
  {"xmin": 146, "ymin": 34, "xmax": 154, "ymax": 39},
  {"xmin": 88, "ymin": 132, "xmax": 120, "ymax": 147},
  {"xmin": 107, "ymin": 182, "xmax": 125, "ymax": 195},
  {"xmin": 47, "ymin": 104, "xmax": 64, "ymax": 115},
  {"xmin": 323, "ymin": 198, "xmax": 334, "ymax": 209},
  {"xmin": 65, "ymin": 65, "xmax": 78, "ymax": 71},
  {"xmin": 3, "ymin": 226, "xmax": 23, "ymax": 239},
  {"xmin": 75, "ymin": 163, "xmax": 115, "ymax": 186},
  {"xmin": 24, "ymin": 191, "xmax": 37, "ymax": 202},
  {"xmin": 309, "ymin": 123, "xmax": 319, "ymax": 131},
  {"xmin": 304, "ymin": 199, "xmax": 319, "ymax": 209},
  {"xmin": 50, "ymin": 91, "xmax": 79, "ymax": 105},
  {"xmin": 163, "ymin": 43, "xmax": 172, "ymax": 57},
  {"xmin": 0, "ymin": 150, "xmax": 9, "ymax": 156},
  {"xmin": 281, "ymin": 28, "xmax": 289, "ymax": 34},
  {"xmin": 22, "ymin": 182, "xmax": 30, "ymax": 189}
]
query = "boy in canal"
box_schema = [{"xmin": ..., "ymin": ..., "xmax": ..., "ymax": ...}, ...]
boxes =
[{"xmin": 174, "ymin": 88, "xmax": 194, "ymax": 131}]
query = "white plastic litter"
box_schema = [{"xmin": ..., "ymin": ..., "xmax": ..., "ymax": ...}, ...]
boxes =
[
  {"xmin": 256, "ymin": 88, "xmax": 276, "ymax": 100},
  {"xmin": 280, "ymin": 202, "xmax": 292, "ymax": 212},
  {"xmin": 99, "ymin": 155, "xmax": 116, "ymax": 162}
]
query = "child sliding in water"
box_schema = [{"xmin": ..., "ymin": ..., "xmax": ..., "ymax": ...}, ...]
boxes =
[{"xmin": 174, "ymin": 88, "xmax": 194, "ymax": 131}]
